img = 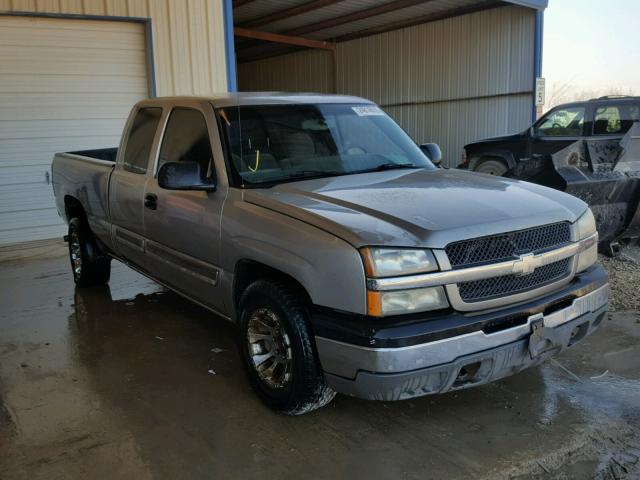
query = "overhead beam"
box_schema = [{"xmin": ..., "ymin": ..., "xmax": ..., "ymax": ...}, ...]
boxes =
[
  {"xmin": 233, "ymin": 0, "xmax": 257, "ymax": 7},
  {"xmin": 238, "ymin": 45, "xmax": 307, "ymax": 64},
  {"xmin": 234, "ymin": 27, "xmax": 336, "ymax": 51},
  {"xmin": 241, "ymin": 0, "xmax": 343, "ymax": 29},
  {"xmin": 285, "ymin": 0, "xmax": 435, "ymax": 36},
  {"xmin": 335, "ymin": 0, "xmax": 505, "ymax": 42}
]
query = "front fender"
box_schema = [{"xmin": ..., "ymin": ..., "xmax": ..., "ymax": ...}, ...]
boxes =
[{"xmin": 221, "ymin": 194, "xmax": 367, "ymax": 316}]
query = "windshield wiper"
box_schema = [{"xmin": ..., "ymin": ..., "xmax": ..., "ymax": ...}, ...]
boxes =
[
  {"xmin": 355, "ymin": 163, "xmax": 418, "ymax": 174},
  {"xmin": 289, "ymin": 170, "xmax": 344, "ymax": 178}
]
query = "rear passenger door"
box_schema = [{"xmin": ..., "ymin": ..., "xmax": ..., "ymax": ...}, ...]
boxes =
[
  {"xmin": 591, "ymin": 101, "xmax": 640, "ymax": 138},
  {"xmin": 142, "ymin": 101, "xmax": 228, "ymax": 313},
  {"xmin": 109, "ymin": 106, "xmax": 162, "ymax": 266}
]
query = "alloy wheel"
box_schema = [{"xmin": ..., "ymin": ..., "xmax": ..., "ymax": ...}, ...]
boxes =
[{"xmin": 246, "ymin": 308, "xmax": 293, "ymax": 389}]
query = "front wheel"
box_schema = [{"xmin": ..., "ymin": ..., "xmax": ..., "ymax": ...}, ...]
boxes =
[
  {"xmin": 238, "ymin": 280, "xmax": 335, "ymax": 415},
  {"xmin": 68, "ymin": 217, "xmax": 111, "ymax": 288},
  {"xmin": 474, "ymin": 158, "xmax": 508, "ymax": 176}
]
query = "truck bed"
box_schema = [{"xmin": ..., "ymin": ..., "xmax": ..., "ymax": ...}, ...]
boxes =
[
  {"xmin": 66, "ymin": 147, "xmax": 118, "ymax": 162},
  {"xmin": 51, "ymin": 148, "xmax": 117, "ymax": 246}
]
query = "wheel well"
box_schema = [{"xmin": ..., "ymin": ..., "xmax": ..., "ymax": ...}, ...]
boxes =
[
  {"xmin": 472, "ymin": 155, "xmax": 508, "ymax": 170},
  {"xmin": 64, "ymin": 196, "xmax": 87, "ymax": 224},
  {"xmin": 233, "ymin": 260, "xmax": 312, "ymax": 312}
]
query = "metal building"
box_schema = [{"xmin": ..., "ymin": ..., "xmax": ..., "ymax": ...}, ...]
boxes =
[
  {"xmin": 0, "ymin": 0, "xmax": 545, "ymax": 247},
  {"xmin": 234, "ymin": 0, "xmax": 547, "ymax": 167}
]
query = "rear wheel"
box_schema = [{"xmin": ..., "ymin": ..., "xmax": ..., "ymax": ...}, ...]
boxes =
[
  {"xmin": 68, "ymin": 217, "xmax": 111, "ymax": 287},
  {"xmin": 238, "ymin": 280, "xmax": 335, "ymax": 415},
  {"xmin": 475, "ymin": 158, "xmax": 508, "ymax": 176}
]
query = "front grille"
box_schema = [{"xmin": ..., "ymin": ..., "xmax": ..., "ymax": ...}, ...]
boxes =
[
  {"xmin": 445, "ymin": 222, "xmax": 571, "ymax": 268},
  {"xmin": 458, "ymin": 258, "xmax": 571, "ymax": 302}
]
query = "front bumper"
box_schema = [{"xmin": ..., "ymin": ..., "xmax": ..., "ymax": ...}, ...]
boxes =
[{"xmin": 314, "ymin": 265, "xmax": 609, "ymax": 401}]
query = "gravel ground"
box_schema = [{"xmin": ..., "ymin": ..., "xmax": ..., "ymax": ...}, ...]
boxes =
[{"xmin": 599, "ymin": 245, "xmax": 640, "ymax": 311}]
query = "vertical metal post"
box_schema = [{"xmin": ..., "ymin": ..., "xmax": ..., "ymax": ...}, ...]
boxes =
[
  {"xmin": 532, "ymin": 9, "xmax": 544, "ymax": 121},
  {"xmin": 223, "ymin": 0, "xmax": 238, "ymax": 92}
]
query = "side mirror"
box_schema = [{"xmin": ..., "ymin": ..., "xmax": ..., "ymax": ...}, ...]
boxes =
[
  {"xmin": 529, "ymin": 126, "xmax": 536, "ymax": 138},
  {"xmin": 419, "ymin": 143, "xmax": 442, "ymax": 167},
  {"xmin": 158, "ymin": 161, "xmax": 216, "ymax": 191}
]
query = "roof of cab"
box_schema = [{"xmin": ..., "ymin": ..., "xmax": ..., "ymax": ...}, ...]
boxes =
[{"xmin": 137, "ymin": 92, "xmax": 375, "ymax": 108}]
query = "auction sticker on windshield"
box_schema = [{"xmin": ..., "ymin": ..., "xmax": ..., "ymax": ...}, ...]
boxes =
[{"xmin": 352, "ymin": 105, "xmax": 385, "ymax": 116}]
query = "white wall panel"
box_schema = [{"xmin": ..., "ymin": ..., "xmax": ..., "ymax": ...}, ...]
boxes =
[{"xmin": 0, "ymin": 15, "xmax": 147, "ymax": 244}]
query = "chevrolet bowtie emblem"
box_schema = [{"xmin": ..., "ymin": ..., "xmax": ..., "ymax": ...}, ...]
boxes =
[{"xmin": 512, "ymin": 252, "xmax": 540, "ymax": 276}]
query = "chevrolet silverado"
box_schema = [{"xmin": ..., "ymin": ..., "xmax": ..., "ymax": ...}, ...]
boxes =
[{"xmin": 52, "ymin": 94, "xmax": 609, "ymax": 414}]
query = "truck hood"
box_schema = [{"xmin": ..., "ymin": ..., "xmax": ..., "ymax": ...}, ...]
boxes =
[{"xmin": 243, "ymin": 168, "xmax": 587, "ymax": 248}]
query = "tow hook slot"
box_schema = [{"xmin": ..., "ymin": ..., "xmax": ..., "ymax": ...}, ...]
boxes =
[
  {"xmin": 453, "ymin": 361, "xmax": 482, "ymax": 387},
  {"xmin": 568, "ymin": 321, "xmax": 589, "ymax": 346}
]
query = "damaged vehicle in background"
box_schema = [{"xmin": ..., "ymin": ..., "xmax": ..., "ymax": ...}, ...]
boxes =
[{"xmin": 460, "ymin": 96, "xmax": 640, "ymax": 254}]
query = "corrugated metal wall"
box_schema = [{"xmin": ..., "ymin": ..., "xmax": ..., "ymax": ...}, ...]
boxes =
[
  {"xmin": 237, "ymin": 5, "xmax": 535, "ymax": 167},
  {"xmin": 239, "ymin": 49, "xmax": 334, "ymax": 93},
  {"xmin": 0, "ymin": 0, "xmax": 228, "ymax": 95}
]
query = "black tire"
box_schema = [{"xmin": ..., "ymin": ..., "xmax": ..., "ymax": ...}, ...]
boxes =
[
  {"xmin": 238, "ymin": 280, "xmax": 336, "ymax": 415},
  {"xmin": 68, "ymin": 217, "xmax": 111, "ymax": 288},
  {"xmin": 475, "ymin": 158, "xmax": 509, "ymax": 176}
]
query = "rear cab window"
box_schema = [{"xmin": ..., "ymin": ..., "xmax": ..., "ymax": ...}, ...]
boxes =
[{"xmin": 122, "ymin": 107, "xmax": 162, "ymax": 174}]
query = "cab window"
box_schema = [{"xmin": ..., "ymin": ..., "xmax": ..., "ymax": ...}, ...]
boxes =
[
  {"xmin": 535, "ymin": 107, "xmax": 585, "ymax": 137},
  {"xmin": 122, "ymin": 108, "xmax": 162, "ymax": 174},
  {"xmin": 594, "ymin": 103, "xmax": 640, "ymax": 135},
  {"xmin": 157, "ymin": 108, "xmax": 214, "ymax": 180}
]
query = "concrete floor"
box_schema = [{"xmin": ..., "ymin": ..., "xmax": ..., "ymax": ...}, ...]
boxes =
[{"xmin": 1, "ymin": 253, "xmax": 639, "ymax": 480}]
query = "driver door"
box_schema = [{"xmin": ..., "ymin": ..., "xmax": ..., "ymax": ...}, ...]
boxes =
[
  {"xmin": 530, "ymin": 105, "xmax": 587, "ymax": 157},
  {"xmin": 142, "ymin": 100, "xmax": 228, "ymax": 313}
]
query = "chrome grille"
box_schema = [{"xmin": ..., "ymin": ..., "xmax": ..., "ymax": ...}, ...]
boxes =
[
  {"xmin": 458, "ymin": 258, "xmax": 572, "ymax": 303},
  {"xmin": 445, "ymin": 222, "xmax": 571, "ymax": 268}
]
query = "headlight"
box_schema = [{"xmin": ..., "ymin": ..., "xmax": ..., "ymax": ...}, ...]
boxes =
[
  {"xmin": 576, "ymin": 208, "xmax": 596, "ymax": 240},
  {"xmin": 360, "ymin": 247, "xmax": 448, "ymax": 316},
  {"xmin": 360, "ymin": 248, "xmax": 438, "ymax": 277},
  {"xmin": 575, "ymin": 208, "xmax": 598, "ymax": 272},
  {"xmin": 367, "ymin": 287, "xmax": 448, "ymax": 317}
]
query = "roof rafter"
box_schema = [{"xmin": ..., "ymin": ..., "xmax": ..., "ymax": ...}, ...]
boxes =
[
  {"xmin": 240, "ymin": 0, "xmax": 344, "ymax": 29},
  {"xmin": 234, "ymin": 27, "xmax": 336, "ymax": 51},
  {"xmin": 285, "ymin": 0, "xmax": 436, "ymax": 36},
  {"xmin": 233, "ymin": 0, "xmax": 258, "ymax": 8},
  {"xmin": 335, "ymin": 0, "xmax": 505, "ymax": 42}
]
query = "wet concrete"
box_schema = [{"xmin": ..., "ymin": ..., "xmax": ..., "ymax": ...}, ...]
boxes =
[{"xmin": 1, "ymin": 254, "xmax": 639, "ymax": 479}]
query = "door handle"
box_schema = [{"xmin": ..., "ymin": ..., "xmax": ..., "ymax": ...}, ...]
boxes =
[{"xmin": 144, "ymin": 193, "xmax": 158, "ymax": 210}]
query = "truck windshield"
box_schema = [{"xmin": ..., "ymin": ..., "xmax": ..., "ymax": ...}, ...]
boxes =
[{"xmin": 217, "ymin": 103, "xmax": 434, "ymax": 186}]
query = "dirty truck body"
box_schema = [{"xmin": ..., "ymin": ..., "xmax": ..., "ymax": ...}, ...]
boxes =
[{"xmin": 52, "ymin": 94, "xmax": 609, "ymax": 414}]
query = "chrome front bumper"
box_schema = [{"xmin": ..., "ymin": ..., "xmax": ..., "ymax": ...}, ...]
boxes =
[{"xmin": 318, "ymin": 283, "xmax": 609, "ymax": 401}]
